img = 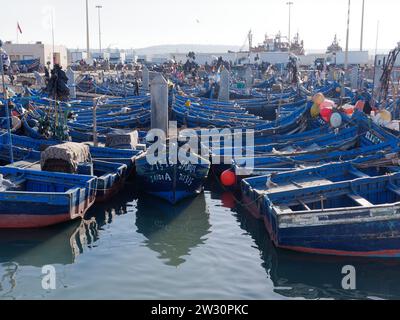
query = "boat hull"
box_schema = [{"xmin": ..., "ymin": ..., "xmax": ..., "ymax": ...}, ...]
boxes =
[
  {"xmin": 269, "ymin": 212, "xmax": 400, "ymax": 258},
  {"xmin": 0, "ymin": 167, "xmax": 97, "ymax": 229},
  {"xmin": 136, "ymin": 157, "xmax": 210, "ymax": 205}
]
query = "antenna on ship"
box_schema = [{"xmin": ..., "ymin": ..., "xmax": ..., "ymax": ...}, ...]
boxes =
[{"xmin": 248, "ymin": 30, "xmax": 253, "ymax": 53}]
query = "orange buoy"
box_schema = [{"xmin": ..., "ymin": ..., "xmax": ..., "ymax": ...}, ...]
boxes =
[{"xmin": 221, "ymin": 169, "xmax": 237, "ymax": 187}]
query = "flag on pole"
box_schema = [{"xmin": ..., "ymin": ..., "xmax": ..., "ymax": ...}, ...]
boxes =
[{"xmin": 17, "ymin": 22, "xmax": 22, "ymax": 34}]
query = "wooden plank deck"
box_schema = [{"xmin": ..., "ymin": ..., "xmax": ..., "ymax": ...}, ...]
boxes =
[
  {"xmin": 8, "ymin": 161, "xmax": 41, "ymax": 170},
  {"xmin": 347, "ymin": 193, "xmax": 373, "ymax": 207},
  {"xmin": 262, "ymin": 178, "xmax": 333, "ymax": 194}
]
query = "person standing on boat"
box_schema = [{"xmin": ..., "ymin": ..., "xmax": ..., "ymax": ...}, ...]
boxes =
[{"xmin": 134, "ymin": 78, "xmax": 140, "ymax": 96}]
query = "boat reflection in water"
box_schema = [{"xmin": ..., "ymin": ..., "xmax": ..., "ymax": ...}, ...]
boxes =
[
  {"xmin": 0, "ymin": 219, "xmax": 97, "ymax": 298},
  {"xmin": 0, "ymin": 220, "xmax": 92, "ymax": 267},
  {"xmin": 221, "ymin": 191, "xmax": 400, "ymax": 300},
  {"xmin": 85, "ymin": 187, "xmax": 138, "ymax": 228},
  {"xmin": 135, "ymin": 192, "xmax": 211, "ymax": 267}
]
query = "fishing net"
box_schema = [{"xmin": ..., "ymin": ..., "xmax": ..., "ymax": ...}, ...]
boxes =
[
  {"xmin": 41, "ymin": 142, "xmax": 91, "ymax": 174},
  {"xmin": 105, "ymin": 130, "xmax": 138, "ymax": 149}
]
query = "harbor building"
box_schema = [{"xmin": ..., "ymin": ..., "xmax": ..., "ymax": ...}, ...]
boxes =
[{"xmin": 3, "ymin": 41, "xmax": 68, "ymax": 69}]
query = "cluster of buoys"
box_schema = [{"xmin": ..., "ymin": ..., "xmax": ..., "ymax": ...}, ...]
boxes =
[{"xmin": 312, "ymin": 93, "xmax": 343, "ymax": 128}]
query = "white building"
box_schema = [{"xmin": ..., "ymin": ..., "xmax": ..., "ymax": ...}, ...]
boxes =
[
  {"xmin": 68, "ymin": 50, "xmax": 88, "ymax": 64},
  {"xmin": 4, "ymin": 41, "xmax": 68, "ymax": 69},
  {"xmin": 334, "ymin": 51, "xmax": 369, "ymax": 65},
  {"xmin": 109, "ymin": 51, "xmax": 126, "ymax": 64},
  {"xmin": 91, "ymin": 51, "xmax": 111, "ymax": 61}
]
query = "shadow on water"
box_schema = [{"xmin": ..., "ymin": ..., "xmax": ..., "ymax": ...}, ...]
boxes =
[
  {"xmin": 135, "ymin": 192, "xmax": 211, "ymax": 267},
  {"xmin": 213, "ymin": 186, "xmax": 400, "ymax": 300}
]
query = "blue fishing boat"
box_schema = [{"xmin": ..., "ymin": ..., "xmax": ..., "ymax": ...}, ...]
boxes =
[
  {"xmin": 135, "ymin": 148, "xmax": 211, "ymax": 205},
  {"xmin": 241, "ymin": 159, "xmax": 400, "ymax": 258},
  {"xmin": 232, "ymin": 111, "xmax": 400, "ymax": 179},
  {"xmin": 0, "ymin": 166, "xmax": 97, "ymax": 229},
  {"xmin": 0, "ymin": 133, "xmax": 142, "ymax": 177},
  {"xmin": 0, "ymin": 136, "xmax": 137, "ymax": 203}
]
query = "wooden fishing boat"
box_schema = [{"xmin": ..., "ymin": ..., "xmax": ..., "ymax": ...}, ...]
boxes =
[
  {"xmin": 0, "ymin": 133, "xmax": 142, "ymax": 177},
  {"xmin": 135, "ymin": 148, "xmax": 211, "ymax": 205},
  {"xmin": 241, "ymin": 159, "xmax": 400, "ymax": 258},
  {"xmin": 0, "ymin": 166, "xmax": 97, "ymax": 229},
  {"xmin": 0, "ymin": 137, "xmax": 136, "ymax": 203},
  {"xmin": 233, "ymin": 111, "xmax": 400, "ymax": 179}
]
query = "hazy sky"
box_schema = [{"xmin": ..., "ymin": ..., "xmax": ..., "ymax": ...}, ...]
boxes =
[{"xmin": 0, "ymin": 0, "xmax": 398, "ymax": 51}]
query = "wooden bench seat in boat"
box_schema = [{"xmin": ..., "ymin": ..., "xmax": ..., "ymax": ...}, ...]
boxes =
[
  {"xmin": 347, "ymin": 193, "xmax": 373, "ymax": 207},
  {"xmin": 387, "ymin": 184, "xmax": 400, "ymax": 197},
  {"xmin": 8, "ymin": 161, "xmax": 41, "ymax": 170},
  {"xmin": 263, "ymin": 178, "xmax": 333, "ymax": 194}
]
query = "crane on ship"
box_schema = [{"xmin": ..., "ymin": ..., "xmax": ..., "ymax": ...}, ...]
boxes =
[{"xmin": 239, "ymin": 30, "xmax": 253, "ymax": 53}]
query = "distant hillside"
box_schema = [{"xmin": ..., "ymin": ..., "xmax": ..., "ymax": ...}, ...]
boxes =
[{"xmin": 134, "ymin": 44, "xmax": 241, "ymax": 55}]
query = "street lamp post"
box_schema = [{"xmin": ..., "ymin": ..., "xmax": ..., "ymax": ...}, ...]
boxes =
[
  {"xmin": 86, "ymin": 0, "xmax": 90, "ymax": 60},
  {"xmin": 344, "ymin": 0, "xmax": 351, "ymax": 71},
  {"xmin": 96, "ymin": 5, "xmax": 103, "ymax": 55},
  {"xmin": 286, "ymin": 2, "xmax": 293, "ymax": 50},
  {"xmin": 360, "ymin": 0, "xmax": 365, "ymax": 51},
  {"xmin": 342, "ymin": 0, "xmax": 351, "ymax": 100}
]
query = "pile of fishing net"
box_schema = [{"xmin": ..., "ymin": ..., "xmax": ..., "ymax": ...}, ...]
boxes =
[
  {"xmin": 105, "ymin": 130, "xmax": 138, "ymax": 149},
  {"xmin": 41, "ymin": 142, "xmax": 91, "ymax": 174}
]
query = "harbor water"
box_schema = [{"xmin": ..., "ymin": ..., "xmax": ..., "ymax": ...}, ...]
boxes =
[{"xmin": 1, "ymin": 181, "xmax": 400, "ymax": 300}]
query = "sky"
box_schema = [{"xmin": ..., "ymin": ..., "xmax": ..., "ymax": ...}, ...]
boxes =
[{"xmin": 0, "ymin": 0, "xmax": 399, "ymax": 52}]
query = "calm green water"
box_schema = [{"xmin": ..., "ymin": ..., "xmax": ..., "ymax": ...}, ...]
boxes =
[{"xmin": 1, "ymin": 182, "xmax": 400, "ymax": 300}]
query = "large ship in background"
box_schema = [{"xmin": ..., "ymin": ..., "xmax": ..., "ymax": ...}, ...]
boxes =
[
  {"xmin": 326, "ymin": 34, "xmax": 343, "ymax": 54},
  {"xmin": 246, "ymin": 30, "xmax": 305, "ymax": 56}
]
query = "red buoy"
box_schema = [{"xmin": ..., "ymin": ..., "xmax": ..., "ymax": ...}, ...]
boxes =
[
  {"xmin": 221, "ymin": 169, "xmax": 237, "ymax": 187},
  {"xmin": 320, "ymin": 107, "xmax": 333, "ymax": 122}
]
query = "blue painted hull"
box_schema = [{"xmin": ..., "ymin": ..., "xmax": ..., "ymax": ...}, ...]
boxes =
[
  {"xmin": 241, "ymin": 162, "xmax": 400, "ymax": 258},
  {"xmin": 0, "ymin": 167, "xmax": 97, "ymax": 229},
  {"xmin": 135, "ymin": 154, "xmax": 210, "ymax": 205}
]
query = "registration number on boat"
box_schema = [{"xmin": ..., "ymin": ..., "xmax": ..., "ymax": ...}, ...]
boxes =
[{"xmin": 365, "ymin": 131, "xmax": 383, "ymax": 145}]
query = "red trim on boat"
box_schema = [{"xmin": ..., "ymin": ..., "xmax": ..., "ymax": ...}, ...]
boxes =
[
  {"xmin": 278, "ymin": 245, "xmax": 400, "ymax": 258},
  {"xmin": 0, "ymin": 198, "xmax": 95, "ymax": 229},
  {"xmin": 0, "ymin": 213, "xmax": 73, "ymax": 229}
]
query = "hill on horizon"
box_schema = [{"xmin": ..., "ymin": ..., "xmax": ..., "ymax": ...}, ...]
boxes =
[{"xmin": 134, "ymin": 44, "xmax": 241, "ymax": 55}]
